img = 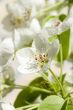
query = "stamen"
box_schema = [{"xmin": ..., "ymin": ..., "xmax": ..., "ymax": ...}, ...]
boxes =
[
  {"xmin": 53, "ymin": 21, "xmax": 61, "ymax": 27},
  {"xmin": 35, "ymin": 53, "xmax": 48, "ymax": 68}
]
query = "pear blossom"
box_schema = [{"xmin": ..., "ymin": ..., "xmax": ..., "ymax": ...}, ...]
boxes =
[
  {"xmin": 0, "ymin": 38, "xmax": 14, "ymax": 66},
  {"xmin": 15, "ymin": 30, "xmax": 59, "ymax": 74},
  {"xmin": 0, "ymin": 25, "xmax": 12, "ymax": 40},
  {"xmin": 2, "ymin": 64, "xmax": 15, "ymax": 85},
  {"xmin": 1, "ymin": 0, "xmax": 33, "ymax": 31},
  {"xmin": 17, "ymin": 0, "xmax": 46, "ymax": 18},
  {"xmin": 44, "ymin": 17, "xmax": 72, "ymax": 36},
  {"xmin": 0, "ymin": 17, "xmax": 41, "ymax": 66},
  {"xmin": 13, "ymin": 18, "xmax": 41, "ymax": 50},
  {"xmin": 30, "ymin": 18, "xmax": 41, "ymax": 33},
  {"xmin": 14, "ymin": 28, "xmax": 34, "ymax": 50},
  {"xmin": 18, "ymin": 0, "xmax": 45, "ymax": 9},
  {"xmin": 0, "ymin": 101, "xmax": 15, "ymax": 110}
]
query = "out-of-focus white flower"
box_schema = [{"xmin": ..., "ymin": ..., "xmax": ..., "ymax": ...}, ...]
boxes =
[
  {"xmin": 30, "ymin": 18, "xmax": 41, "ymax": 33},
  {"xmin": 15, "ymin": 30, "xmax": 59, "ymax": 74},
  {"xmin": 2, "ymin": 64, "xmax": 15, "ymax": 84},
  {"xmin": 14, "ymin": 28, "xmax": 34, "ymax": 50},
  {"xmin": 0, "ymin": 25, "xmax": 12, "ymax": 40},
  {"xmin": 0, "ymin": 38, "xmax": 14, "ymax": 66},
  {"xmin": 0, "ymin": 18, "xmax": 40, "ymax": 66},
  {"xmin": 18, "ymin": 0, "xmax": 45, "ymax": 9},
  {"xmin": 16, "ymin": 0, "xmax": 45, "ymax": 18},
  {"xmin": 14, "ymin": 18, "xmax": 41, "ymax": 50},
  {"xmin": 0, "ymin": 17, "xmax": 41, "ymax": 65},
  {"xmin": 1, "ymin": 38, "xmax": 14, "ymax": 54},
  {"xmin": 63, "ymin": 61, "xmax": 73, "ymax": 85},
  {"xmin": 7, "ymin": 1, "xmax": 31, "ymax": 27},
  {"xmin": 0, "ymin": 101, "xmax": 15, "ymax": 110},
  {"xmin": 2, "ymin": 1, "xmax": 32, "ymax": 31},
  {"xmin": 44, "ymin": 17, "xmax": 72, "ymax": 36}
]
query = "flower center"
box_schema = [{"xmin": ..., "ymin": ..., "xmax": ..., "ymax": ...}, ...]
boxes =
[
  {"xmin": 11, "ymin": 17, "xmax": 24, "ymax": 27},
  {"xmin": 35, "ymin": 53, "xmax": 48, "ymax": 68},
  {"xmin": 10, "ymin": 8, "xmax": 31, "ymax": 27},
  {"xmin": 53, "ymin": 21, "xmax": 61, "ymax": 27}
]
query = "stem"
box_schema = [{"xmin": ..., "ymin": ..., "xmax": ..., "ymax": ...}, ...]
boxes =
[
  {"xmin": 60, "ymin": 44, "xmax": 63, "ymax": 82},
  {"xmin": 48, "ymin": 68, "xmax": 64, "ymax": 97},
  {"xmin": 16, "ymin": 104, "xmax": 39, "ymax": 110},
  {"xmin": 11, "ymin": 84, "xmax": 52, "ymax": 94},
  {"xmin": 26, "ymin": 104, "xmax": 39, "ymax": 110},
  {"xmin": 36, "ymin": 1, "xmax": 66, "ymax": 19},
  {"xmin": 41, "ymin": 73, "xmax": 57, "ymax": 94}
]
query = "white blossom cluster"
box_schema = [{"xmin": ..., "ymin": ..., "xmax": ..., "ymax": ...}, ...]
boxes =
[{"xmin": 0, "ymin": 0, "xmax": 72, "ymax": 109}]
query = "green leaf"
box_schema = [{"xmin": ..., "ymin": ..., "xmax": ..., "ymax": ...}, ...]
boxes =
[
  {"xmin": 67, "ymin": 0, "xmax": 73, "ymax": 4},
  {"xmin": 61, "ymin": 100, "xmax": 67, "ymax": 110},
  {"xmin": 57, "ymin": 29, "xmax": 70, "ymax": 61},
  {"xmin": 48, "ymin": 35, "xmax": 58, "ymax": 42},
  {"xmin": 59, "ymin": 14, "xmax": 66, "ymax": 21},
  {"xmin": 67, "ymin": 105, "xmax": 73, "ymax": 110},
  {"xmin": 14, "ymin": 86, "xmax": 40, "ymax": 108},
  {"xmin": 14, "ymin": 77, "xmax": 50, "ymax": 108},
  {"xmin": 38, "ymin": 95, "xmax": 65, "ymax": 110},
  {"xmin": 69, "ymin": 52, "xmax": 73, "ymax": 60}
]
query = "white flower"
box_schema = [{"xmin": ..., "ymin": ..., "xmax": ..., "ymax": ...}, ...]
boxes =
[
  {"xmin": 2, "ymin": 1, "xmax": 32, "ymax": 31},
  {"xmin": 0, "ymin": 26, "xmax": 12, "ymax": 40},
  {"xmin": 15, "ymin": 30, "xmax": 59, "ymax": 74},
  {"xmin": 0, "ymin": 38, "xmax": 14, "ymax": 66},
  {"xmin": 0, "ymin": 101, "xmax": 15, "ymax": 110},
  {"xmin": 18, "ymin": 0, "xmax": 45, "ymax": 9},
  {"xmin": 17, "ymin": 0, "xmax": 45, "ymax": 18},
  {"xmin": 14, "ymin": 28, "xmax": 34, "ymax": 50},
  {"xmin": 30, "ymin": 18, "xmax": 41, "ymax": 33},
  {"xmin": 2, "ymin": 64, "xmax": 15, "ymax": 84},
  {"xmin": 14, "ymin": 18, "xmax": 41, "ymax": 50},
  {"xmin": 0, "ymin": 18, "xmax": 40, "ymax": 66},
  {"xmin": 0, "ymin": 18, "xmax": 41, "ymax": 66},
  {"xmin": 44, "ymin": 17, "xmax": 72, "ymax": 36}
]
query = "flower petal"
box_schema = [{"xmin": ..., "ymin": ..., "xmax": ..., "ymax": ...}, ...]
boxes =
[
  {"xmin": 1, "ymin": 38, "xmax": 14, "ymax": 53},
  {"xmin": 17, "ymin": 64, "xmax": 40, "ymax": 74},
  {"xmin": 44, "ymin": 18, "xmax": 61, "ymax": 36},
  {"xmin": 14, "ymin": 29, "xmax": 33, "ymax": 49},
  {"xmin": 0, "ymin": 52, "xmax": 11, "ymax": 66},
  {"xmin": 47, "ymin": 40, "xmax": 59, "ymax": 59},
  {"xmin": 7, "ymin": 3, "xmax": 24, "ymax": 18},
  {"xmin": 59, "ymin": 17, "xmax": 72, "ymax": 34},
  {"xmin": 16, "ymin": 48, "xmax": 40, "ymax": 74},
  {"xmin": 0, "ymin": 38, "xmax": 14, "ymax": 66},
  {"xmin": 0, "ymin": 102, "xmax": 15, "ymax": 110},
  {"xmin": 30, "ymin": 18, "xmax": 41, "ymax": 33},
  {"xmin": 34, "ymin": 29, "xmax": 50, "ymax": 53}
]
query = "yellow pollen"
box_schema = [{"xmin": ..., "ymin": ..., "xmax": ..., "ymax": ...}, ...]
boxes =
[
  {"xmin": 35, "ymin": 53, "xmax": 48, "ymax": 68},
  {"xmin": 53, "ymin": 21, "xmax": 60, "ymax": 27}
]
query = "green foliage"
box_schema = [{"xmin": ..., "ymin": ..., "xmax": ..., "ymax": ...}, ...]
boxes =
[
  {"xmin": 48, "ymin": 35, "xmax": 58, "ymax": 42},
  {"xmin": 59, "ymin": 14, "xmax": 66, "ymax": 21},
  {"xmin": 14, "ymin": 86, "xmax": 40, "ymax": 108},
  {"xmin": 67, "ymin": 0, "xmax": 73, "ymax": 4},
  {"xmin": 14, "ymin": 77, "xmax": 51, "ymax": 108},
  {"xmin": 57, "ymin": 29, "xmax": 70, "ymax": 61},
  {"xmin": 67, "ymin": 105, "xmax": 73, "ymax": 110},
  {"xmin": 38, "ymin": 95, "xmax": 65, "ymax": 110}
]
